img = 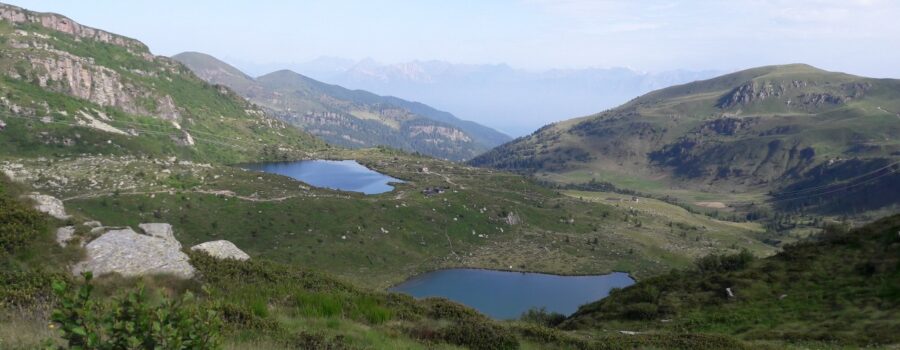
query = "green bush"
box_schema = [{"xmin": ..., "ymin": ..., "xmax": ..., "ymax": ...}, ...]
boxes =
[
  {"xmin": 440, "ymin": 320, "xmax": 519, "ymax": 350},
  {"xmin": 49, "ymin": 272, "xmax": 221, "ymax": 349},
  {"xmin": 695, "ymin": 249, "xmax": 755, "ymax": 274},
  {"xmin": 519, "ymin": 307, "xmax": 566, "ymax": 327},
  {"xmin": 0, "ymin": 188, "xmax": 46, "ymax": 254},
  {"xmin": 0, "ymin": 269, "xmax": 65, "ymax": 307},
  {"xmin": 623, "ymin": 302, "xmax": 659, "ymax": 320}
]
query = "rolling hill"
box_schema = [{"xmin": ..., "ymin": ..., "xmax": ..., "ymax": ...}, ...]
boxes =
[
  {"xmin": 471, "ymin": 64, "xmax": 900, "ymax": 215},
  {"xmin": 173, "ymin": 52, "xmax": 510, "ymax": 161}
]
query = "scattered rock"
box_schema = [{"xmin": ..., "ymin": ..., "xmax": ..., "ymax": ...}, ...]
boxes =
[
  {"xmin": 73, "ymin": 228, "xmax": 194, "ymax": 279},
  {"xmin": 138, "ymin": 223, "xmax": 179, "ymax": 248},
  {"xmin": 55, "ymin": 226, "xmax": 76, "ymax": 247},
  {"xmin": 506, "ymin": 212, "xmax": 521, "ymax": 225},
  {"xmin": 83, "ymin": 220, "xmax": 102, "ymax": 228},
  {"xmin": 190, "ymin": 240, "xmax": 249, "ymax": 261},
  {"xmin": 25, "ymin": 193, "xmax": 69, "ymax": 219}
]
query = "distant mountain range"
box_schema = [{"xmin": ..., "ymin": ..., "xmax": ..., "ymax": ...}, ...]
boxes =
[
  {"xmin": 237, "ymin": 57, "xmax": 721, "ymax": 136},
  {"xmin": 471, "ymin": 64, "xmax": 900, "ymax": 214},
  {"xmin": 175, "ymin": 53, "xmax": 510, "ymax": 161}
]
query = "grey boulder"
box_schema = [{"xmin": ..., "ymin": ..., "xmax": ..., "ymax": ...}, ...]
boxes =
[
  {"xmin": 191, "ymin": 240, "xmax": 250, "ymax": 261},
  {"xmin": 73, "ymin": 227, "xmax": 194, "ymax": 279}
]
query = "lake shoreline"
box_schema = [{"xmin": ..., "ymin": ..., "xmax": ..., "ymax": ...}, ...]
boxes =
[
  {"xmin": 388, "ymin": 267, "xmax": 636, "ymax": 319},
  {"xmin": 386, "ymin": 266, "xmax": 639, "ymax": 291}
]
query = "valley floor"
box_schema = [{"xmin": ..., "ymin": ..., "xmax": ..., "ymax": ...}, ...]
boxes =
[{"xmin": 1, "ymin": 148, "xmax": 774, "ymax": 289}]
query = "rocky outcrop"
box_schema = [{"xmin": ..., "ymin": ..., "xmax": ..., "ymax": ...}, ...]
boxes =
[
  {"xmin": 73, "ymin": 227, "xmax": 195, "ymax": 279},
  {"xmin": 56, "ymin": 226, "xmax": 76, "ymax": 247},
  {"xmin": 190, "ymin": 240, "xmax": 250, "ymax": 261},
  {"xmin": 506, "ymin": 212, "xmax": 521, "ymax": 225},
  {"xmin": 138, "ymin": 223, "xmax": 180, "ymax": 248},
  {"xmin": 7, "ymin": 50, "xmax": 181, "ymax": 122},
  {"xmin": 408, "ymin": 125, "xmax": 471, "ymax": 143},
  {"xmin": 0, "ymin": 3, "xmax": 148, "ymax": 51},
  {"xmin": 717, "ymin": 80, "xmax": 787, "ymax": 108},
  {"xmin": 698, "ymin": 117, "xmax": 758, "ymax": 136},
  {"xmin": 25, "ymin": 193, "xmax": 69, "ymax": 219}
]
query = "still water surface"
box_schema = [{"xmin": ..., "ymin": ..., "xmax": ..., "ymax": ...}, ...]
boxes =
[
  {"xmin": 390, "ymin": 269, "xmax": 635, "ymax": 319},
  {"xmin": 242, "ymin": 160, "xmax": 403, "ymax": 195}
]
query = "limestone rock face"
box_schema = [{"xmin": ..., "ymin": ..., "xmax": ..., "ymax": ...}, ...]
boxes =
[
  {"xmin": 0, "ymin": 3, "xmax": 148, "ymax": 50},
  {"xmin": 191, "ymin": 240, "xmax": 250, "ymax": 261},
  {"xmin": 26, "ymin": 193, "xmax": 69, "ymax": 219},
  {"xmin": 138, "ymin": 223, "xmax": 179, "ymax": 248},
  {"xmin": 73, "ymin": 228, "xmax": 194, "ymax": 279},
  {"xmin": 56, "ymin": 226, "xmax": 76, "ymax": 247}
]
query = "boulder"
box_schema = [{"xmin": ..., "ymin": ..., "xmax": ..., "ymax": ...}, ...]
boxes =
[
  {"xmin": 82, "ymin": 220, "xmax": 102, "ymax": 228},
  {"xmin": 138, "ymin": 223, "xmax": 179, "ymax": 248},
  {"xmin": 55, "ymin": 226, "xmax": 76, "ymax": 247},
  {"xmin": 506, "ymin": 212, "xmax": 521, "ymax": 225},
  {"xmin": 191, "ymin": 240, "xmax": 250, "ymax": 261},
  {"xmin": 73, "ymin": 228, "xmax": 194, "ymax": 279},
  {"xmin": 26, "ymin": 193, "xmax": 69, "ymax": 219}
]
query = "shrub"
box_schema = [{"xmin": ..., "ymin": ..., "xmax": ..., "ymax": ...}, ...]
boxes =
[
  {"xmin": 0, "ymin": 190, "xmax": 46, "ymax": 254},
  {"xmin": 519, "ymin": 307, "xmax": 566, "ymax": 327},
  {"xmin": 49, "ymin": 272, "xmax": 221, "ymax": 349},
  {"xmin": 440, "ymin": 321, "xmax": 519, "ymax": 350},
  {"xmin": 695, "ymin": 249, "xmax": 755, "ymax": 274},
  {"xmin": 623, "ymin": 302, "xmax": 659, "ymax": 320}
]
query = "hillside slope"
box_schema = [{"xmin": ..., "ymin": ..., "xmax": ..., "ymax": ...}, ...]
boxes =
[
  {"xmin": 0, "ymin": 4, "xmax": 324, "ymax": 164},
  {"xmin": 563, "ymin": 214, "xmax": 900, "ymax": 345},
  {"xmin": 471, "ymin": 64, "xmax": 900, "ymax": 214},
  {"xmin": 174, "ymin": 52, "xmax": 510, "ymax": 161}
]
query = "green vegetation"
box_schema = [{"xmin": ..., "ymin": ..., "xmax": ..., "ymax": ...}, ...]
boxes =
[
  {"xmin": 563, "ymin": 214, "xmax": 900, "ymax": 345},
  {"xmin": 0, "ymin": 18, "xmax": 325, "ymax": 165},
  {"xmin": 1, "ymin": 4, "xmax": 897, "ymax": 349},
  {"xmin": 50, "ymin": 272, "xmax": 221, "ymax": 350},
  {"xmin": 471, "ymin": 64, "xmax": 900, "ymax": 220}
]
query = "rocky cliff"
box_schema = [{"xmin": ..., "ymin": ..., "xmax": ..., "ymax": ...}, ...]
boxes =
[{"xmin": 0, "ymin": 4, "xmax": 323, "ymax": 163}]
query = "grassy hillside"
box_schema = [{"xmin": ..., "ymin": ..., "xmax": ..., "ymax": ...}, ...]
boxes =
[
  {"xmin": 1, "ymin": 168, "xmax": 767, "ymax": 350},
  {"xmin": 173, "ymin": 52, "xmax": 510, "ymax": 161},
  {"xmin": 563, "ymin": 214, "xmax": 900, "ymax": 345},
  {"xmin": 1, "ymin": 147, "xmax": 775, "ymax": 288},
  {"xmin": 471, "ymin": 64, "xmax": 900, "ymax": 217},
  {"xmin": 0, "ymin": 5, "xmax": 325, "ymax": 164}
]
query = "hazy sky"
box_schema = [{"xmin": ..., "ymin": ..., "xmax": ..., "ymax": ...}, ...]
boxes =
[{"xmin": 5, "ymin": 0, "xmax": 900, "ymax": 77}]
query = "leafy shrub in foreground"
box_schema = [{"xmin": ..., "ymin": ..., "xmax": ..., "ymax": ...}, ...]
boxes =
[{"xmin": 49, "ymin": 272, "xmax": 221, "ymax": 349}]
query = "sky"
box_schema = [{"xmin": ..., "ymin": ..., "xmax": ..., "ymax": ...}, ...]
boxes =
[{"xmin": 4, "ymin": 0, "xmax": 900, "ymax": 78}]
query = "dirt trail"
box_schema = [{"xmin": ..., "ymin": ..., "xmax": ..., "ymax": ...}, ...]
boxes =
[{"xmin": 62, "ymin": 188, "xmax": 352, "ymax": 202}]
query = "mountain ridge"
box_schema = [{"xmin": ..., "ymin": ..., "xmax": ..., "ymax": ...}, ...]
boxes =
[
  {"xmin": 470, "ymin": 64, "xmax": 900, "ymax": 215},
  {"xmin": 281, "ymin": 57, "xmax": 721, "ymax": 136},
  {"xmin": 174, "ymin": 51, "xmax": 510, "ymax": 161}
]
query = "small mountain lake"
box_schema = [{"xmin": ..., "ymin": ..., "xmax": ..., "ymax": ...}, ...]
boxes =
[
  {"xmin": 390, "ymin": 269, "xmax": 635, "ymax": 319},
  {"xmin": 241, "ymin": 160, "xmax": 403, "ymax": 195}
]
